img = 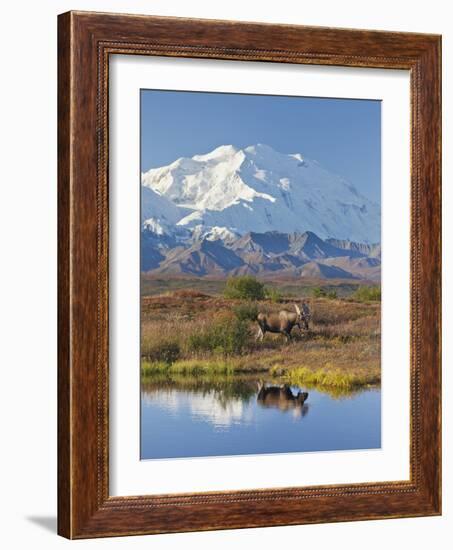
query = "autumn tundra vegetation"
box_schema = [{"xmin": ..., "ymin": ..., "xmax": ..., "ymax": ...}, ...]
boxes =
[{"xmin": 141, "ymin": 275, "xmax": 381, "ymax": 393}]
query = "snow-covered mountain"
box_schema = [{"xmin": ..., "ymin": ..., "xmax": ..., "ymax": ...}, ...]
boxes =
[
  {"xmin": 142, "ymin": 143, "xmax": 380, "ymax": 243},
  {"xmin": 140, "ymin": 144, "xmax": 381, "ymax": 280}
]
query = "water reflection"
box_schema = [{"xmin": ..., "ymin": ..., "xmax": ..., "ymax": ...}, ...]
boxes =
[
  {"xmin": 257, "ymin": 383, "xmax": 309, "ymax": 418},
  {"xmin": 142, "ymin": 387, "xmax": 251, "ymax": 428},
  {"xmin": 141, "ymin": 374, "xmax": 381, "ymax": 459},
  {"xmin": 142, "ymin": 377, "xmax": 311, "ymax": 426},
  {"xmin": 142, "ymin": 376, "xmax": 260, "ymax": 428}
]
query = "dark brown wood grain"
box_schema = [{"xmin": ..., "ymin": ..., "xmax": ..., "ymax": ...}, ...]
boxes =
[
  {"xmin": 57, "ymin": 10, "xmax": 442, "ymax": 539},
  {"xmin": 57, "ymin": 11, "xmax": 71, "ymax": 537}
]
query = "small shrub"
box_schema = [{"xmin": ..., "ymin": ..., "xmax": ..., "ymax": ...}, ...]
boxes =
[
  {"xmin": 312, "ymin": 287, "xmax": 337, "ymax": 299},
  {"xmin": 145, "ymin": 340, "xmax": 181, "ymax": 364},
  {"xmin": 265, "ymin": 287, "xmax": 283, "ymax": 302},
  {"xmin": 224, "ymin": 276, "xmax": 265, "ymax": 301},
  {"xmin": 312, "ymin": 286, "xmax": 326, "ymax": 298},
  {"xmin": 188, "ymin": 315, "xmax": 250, "ymax": 355},
  {"xmin": 353, "ymin": 286, "xmax": 381, "ymax": 302},
  {"xmin": 233, "ymin": 302, "xmax": 259, "ymax": 322}
]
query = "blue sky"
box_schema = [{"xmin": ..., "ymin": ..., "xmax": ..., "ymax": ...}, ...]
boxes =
[{"xmin": 141, "ymin": 90, "xmax": 381, "ymax": 203}]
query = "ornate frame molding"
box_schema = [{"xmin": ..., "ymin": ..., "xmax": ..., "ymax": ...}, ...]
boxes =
[{"xmin": 58, "ymin": 11, "xmax": 441, "ymax": 538}]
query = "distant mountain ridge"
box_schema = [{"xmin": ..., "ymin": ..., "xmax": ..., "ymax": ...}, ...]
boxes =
[
  {"xmin": 142, "ymin": 228, "xmax": 381, "ymax": 281},
  {"xmin": 326, "ymin": 238, "xmax": 381, "ymax": 259}
]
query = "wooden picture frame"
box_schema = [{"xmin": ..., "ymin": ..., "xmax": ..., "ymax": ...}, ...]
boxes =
[{"xmin": 58, "ymin": 10, "xmax": 441, "ymax": 539}]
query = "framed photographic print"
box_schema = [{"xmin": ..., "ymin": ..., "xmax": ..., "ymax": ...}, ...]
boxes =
[{"xmin": 58, "ymin": 11, "xmax": 441, "ymax": 539}]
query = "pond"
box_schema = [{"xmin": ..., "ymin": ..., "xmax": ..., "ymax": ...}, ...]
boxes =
[{"xmin": 140, "ymin": 375, "xmax": 381, "ymax": 460}]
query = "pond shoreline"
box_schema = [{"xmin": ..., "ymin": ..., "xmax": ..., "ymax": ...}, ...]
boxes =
[{"xmin": 141, "ymin": 367, "xmax": 381, "ymax": 398}]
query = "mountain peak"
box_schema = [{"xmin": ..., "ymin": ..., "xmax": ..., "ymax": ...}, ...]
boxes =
[
  {"xmin": 244, "ymin": 143, "xmax": 275, "ymax": 154},
  {"xmin": 290, "ymin": 153, "xmax": 304, "ymax": 162},
  {"xmin": 302, "ymin": 230, "xmax": 320, "ymax": 239},
  {"xmin": 142, "ymin": 143, "xmax": 380, "ymax": 243},
  {"xmin": 193, "ymin": 144, "xmax": 238, "ymax": 162}
]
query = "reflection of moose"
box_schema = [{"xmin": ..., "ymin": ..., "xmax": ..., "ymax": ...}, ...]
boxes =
[
  {"xmin": 257, "ymin": 383, "xmax": 309, "ymax": 414},
  {"xmin": 256, "ymin": 302, "xmax": 311, "ymax": 342}
]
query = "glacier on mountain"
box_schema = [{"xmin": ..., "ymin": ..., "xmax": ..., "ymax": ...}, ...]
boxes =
[{"xmin": 141, "ymin": 143, "xmax": 380, "ymax": 243}]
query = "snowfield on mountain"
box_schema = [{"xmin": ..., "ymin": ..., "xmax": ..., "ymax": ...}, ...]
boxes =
[{"xmin": 141, "ymin": 143, "xmax": 380, "ymax": 244}]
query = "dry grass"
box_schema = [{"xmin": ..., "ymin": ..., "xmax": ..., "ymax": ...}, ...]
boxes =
[{"xmin": 141, "ymin": 289, "xmax": 381, "ymax": 389}]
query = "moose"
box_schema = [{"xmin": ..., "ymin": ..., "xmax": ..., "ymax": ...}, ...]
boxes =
[
  {"xmin": 256, "ymin": 302, "xmax": 311, "ymax": 342},
  {"xmin": 257, "ymin": 383, "xmax": 309, "ymax": 414}
]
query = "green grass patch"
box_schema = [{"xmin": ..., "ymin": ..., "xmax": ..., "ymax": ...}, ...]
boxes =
[
  {"xmin": 141, "ymin": 361, "xmax": 171, "ymax": 376},
  {"xmin": 141, "ymin": 354, "xmax": 271, "ymax": 377},
  {"xmin": 280, "ymin": 365, "xmax": 380, "ymax": 390},
  {"xmin": 142, "ymin": 357, "xmax": 240, "ymax": 376},
  {"xmin": 169, "ymin": 358, "xmax": 236, "ymax": 375},
  {"xmin": 353, "ymin": 285, "xmax": 381, "ymax": 302}
]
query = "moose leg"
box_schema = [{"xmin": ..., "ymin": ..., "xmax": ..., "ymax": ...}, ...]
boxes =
[{"xmin": 256, "ymin": 326, "xmax": 264, "ymax": 342}]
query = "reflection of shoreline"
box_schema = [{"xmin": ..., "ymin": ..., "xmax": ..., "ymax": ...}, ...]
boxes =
[
  {"xmin": 142, "ymin": 375, "xmax": 259, "ymax": 428},
  {"xmin": 141, "ymin": 372, "xmax": 380, "ymax": 401},
  {"xmin": 142, "ymin": 387, "xmax": 253, "ymax": 428},
  {"xmin": 141, "ymin": 373, "xmax": 381, "ymax": 428},
  {"xmin": 141, "ymin": 377, "xmax": 313, "ymax": 427},
  {"xmin": 142, "ymin": 374, "xmax": 259, "ymax": 400}
]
